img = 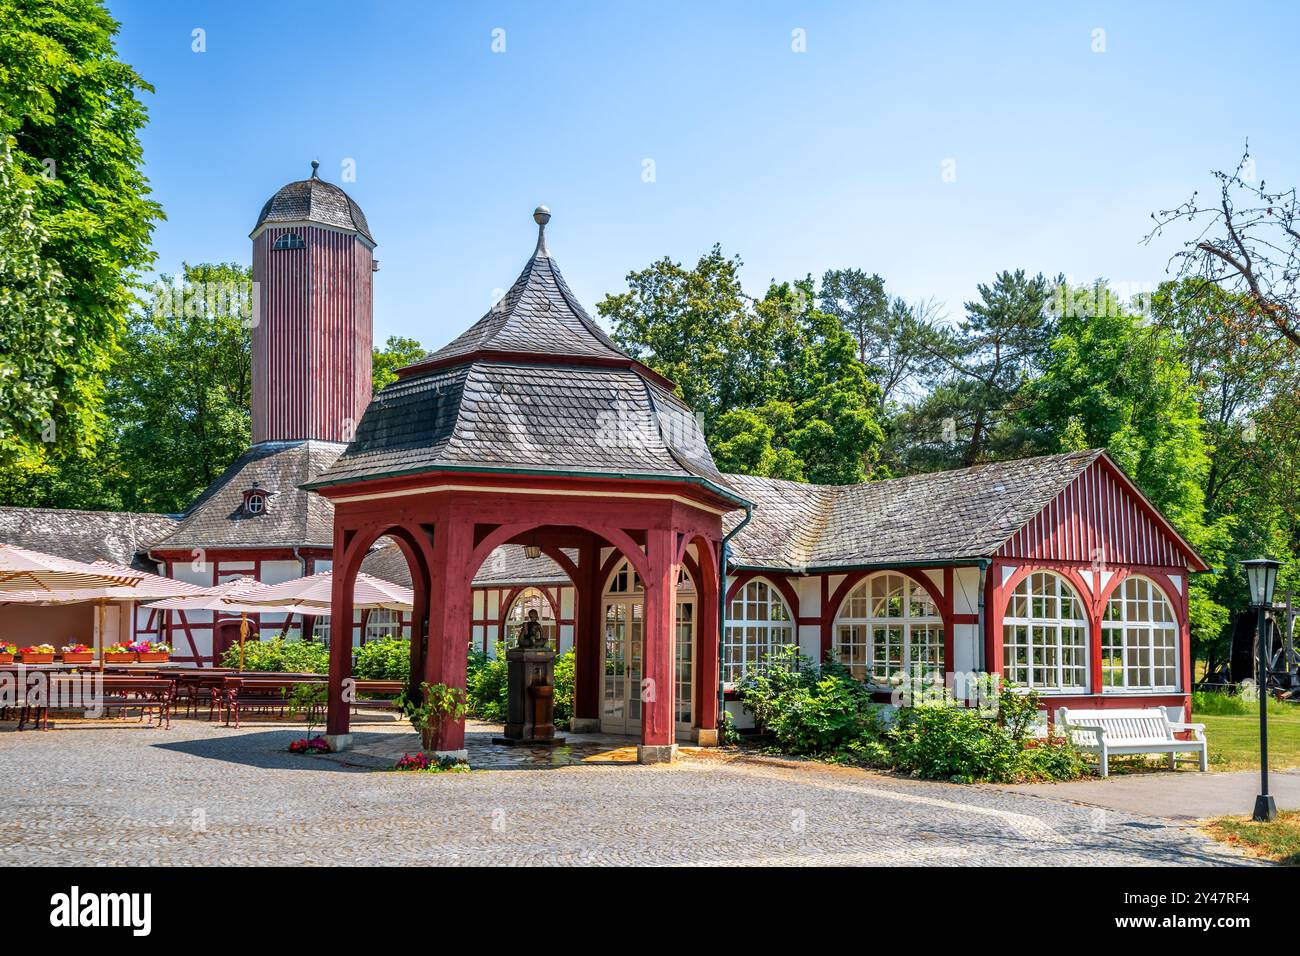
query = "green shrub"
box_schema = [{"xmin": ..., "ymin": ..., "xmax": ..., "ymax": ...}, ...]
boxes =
[
  {"xmin": 220, "ymin": 637, "xmax": 327, "ymax": 673},
  {"xmin": 552, "ymin": 649, "xmax": 575, "ymax": 729},
  {"xmin": 354, "ymin": 638, "xmax": 410, "ymax": 680},
  {"xmin": 887, "ymin": 699, "xmax": 1022, "ymax": 783},
  {"xmin": 466, "ymin": 645, "xmax": 509, "ymax": 722},
  {"xmin": 738, "ymin": 646, "xmax": 884, "ymax": 757},
  {"xmin": 1018, "ymin": 736, "xmax": 1088, "ymax": 781},
  {"xmin": 1192, "ymin": 689, "xmax": 1293, "ymax": 717}
]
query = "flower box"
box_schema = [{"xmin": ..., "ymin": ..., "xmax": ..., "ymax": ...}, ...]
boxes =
[
  {"xmin": 62, "ymin": 652, "xmax": 94, "ymax": 664},
  {"xmin": 105, "ymin": 651, "xmax": 138, "ymax": 664},
  {"xmin": 20, "ymin": 653, "xmax": 54, "ymax": 664},
  {"xmin": 0, "ymin": 653, "xmax": 13, "ymax": 665},
  {"xmin": 137, "ymin": 651, "xmax": 169, "ymax": 663}
]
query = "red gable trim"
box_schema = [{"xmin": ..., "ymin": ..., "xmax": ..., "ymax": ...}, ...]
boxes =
[{"xmin": 996, "ymin": 452, "xmax": 1209, "ymax": 572}]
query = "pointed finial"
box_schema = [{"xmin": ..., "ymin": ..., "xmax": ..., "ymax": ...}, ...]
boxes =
[
  {"xmin": 532, "ymin": 205, "xmax": 551, "ymax": 257},
  {"xmin": 310, "ymin": 160, "xmax": 320, "ymax": 179}
]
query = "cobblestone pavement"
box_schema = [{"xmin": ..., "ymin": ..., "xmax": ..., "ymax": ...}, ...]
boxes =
[{"xmin": 0, "ymin": 719, "xmax": 1256, "ymax": 866}]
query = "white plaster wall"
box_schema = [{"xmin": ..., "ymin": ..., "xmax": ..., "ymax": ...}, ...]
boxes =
[
  {"xmin": 953, "ymin": 622, "xmax": 978, "ymax": 682},
  {"xmin": 797, "ymin": 623, "xmax": 821, "ymax": 663},
  {"xmin": 794, "ymin": 574, "xmax": 820, "ymax": 618},
  {"xmin": 953, "ymin": 567, "xmax": 981, "ymax": 616}
]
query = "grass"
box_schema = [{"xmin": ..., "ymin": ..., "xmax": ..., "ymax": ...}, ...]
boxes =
[{"xmin": 1204, "ymin": 810, "xmax": 1300, "ymax": 865}]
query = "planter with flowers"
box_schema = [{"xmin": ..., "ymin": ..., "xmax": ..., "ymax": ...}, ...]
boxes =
[
  {"xmin": 61, "ymin": 643, "xmax": 93, "ymax": 664},
  {"xmin": 0, "ymin": 642, "xmax": 16, "ymax": 665},
  {"xmin": 19, "ymin": 644, "xmax": 56, "ymax": 664},
  {"xmin": 104, "ymin": 643, "xmax": 138, "ymax": 664},
  {"xmin": 134, "ymin": 641, "xmax": 171, "ymax": 663}
]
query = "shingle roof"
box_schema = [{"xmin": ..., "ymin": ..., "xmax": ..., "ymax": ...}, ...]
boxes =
[
  {"xmin": 722, "ymin": 449, "xmax": 1105, "ymax": 571},
  {"xmin": 150, "ymin": 441, "xmax": 346, "ymax": 551},
  {"xmin": 360, "ymin": 541, "xmax": 571, "ymax": 589},
  {"xmin": 307, "ymin": 214, "xmax": 734, "ymax": 497},
  {"xmin": 415, "ymin": 248, "xmax": 625, "ymax": 367},
  {"xmin": 252, "ymin": 171, "xmax": 372, "ymax": 243},
  {"xmin": 0, "ymin": 507, "xmax": 177, "ymax": 571}
]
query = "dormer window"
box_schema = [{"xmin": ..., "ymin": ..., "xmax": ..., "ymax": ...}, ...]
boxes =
[
  {"xmin": 273, "ymin": 232, "xmax": 305, "ymax": 250},
  {"xmin": 242, "ymin": 486, "xmax": 269, "ymax": 516}
]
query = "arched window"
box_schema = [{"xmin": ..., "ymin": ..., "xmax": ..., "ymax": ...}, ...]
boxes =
[
  {"xmin": 834, "ymin": 573, "xmax": 943, "ymax": 684},
  {"xmin": 723, "ymin": 579, "xmax": 794, "ymax": 684},
  {"xmin": 1101, "ymin": 576, "xmax": 1178, "ymax": 691},
  {"xmin": 1002, "ymin": 571, "xmax": 1088, "ymax": 691},
  {"xmin": 505, "ymin": 587, "xmax": 556, "ymax": 648},
  {"xmin": 364, "ymin": 608, "xmax": 400, "ymax": 643},
  {"xmin": 273, "ymin": 232, "xmax": 305, "ymax": 250}
]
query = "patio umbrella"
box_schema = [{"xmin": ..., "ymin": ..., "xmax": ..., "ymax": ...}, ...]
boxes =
[
  {"xmin": 234, "ymin": 569, "xmax": 414, "ymax": 611},
  {"xmin": 0, "ymin": 561, "xmax": 204, "ymax": 655},
  {"xmin": 0, "ymin": 544, "xmax": 143, "ymax": 592},
  {"xmin": 144, "ymin": 577, "xmax": 274, "ymax": 670}
]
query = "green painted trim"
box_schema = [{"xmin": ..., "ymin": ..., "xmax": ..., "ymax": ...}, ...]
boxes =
[
  {"xmin": 729, "ymin": 558, "xmax": 988, "ymax": 575},
  {"xmin": 302, "ymin": 461, "xmax": 753, "ymax": 509}
]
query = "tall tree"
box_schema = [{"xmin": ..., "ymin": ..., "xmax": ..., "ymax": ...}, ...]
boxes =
[
  {"xmin": 0, "ymin": 0, "xmax": 161, "ymax": 460},
  {"xmin": 598, "ymin": 245, "xmax": 753, "ymax": 432},
  {"xmin": 105, "ymin": 262, "xmax": 253, "ymax": 513},
  {"xmin": 894, "ymin": 270, "xmax": 1054, "ymax": 471},
  {"xmin": 600, "ymin": 257, "xmax": 883, "ymax": 483},
  {"xmin": 372, "ymin": 335, "xmax": 426, "ymax": 393},
  {"xmin": 1149, "ymin": 144, "xmax": 1300, "ymax": 349},
  {"xmin": 819, "ymin": 268, "xmax": 887, "ymax": 366},
  {"xmin": 1018, "ymin": 282, "xmax": 1231, "ymax": 668}
]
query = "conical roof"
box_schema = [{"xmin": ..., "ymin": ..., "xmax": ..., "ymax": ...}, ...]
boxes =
[
  {"xmin": 401, "ymin": 207, "xmax": 626, "ymax": 373},
  {"xmin": 306, "ymin": 208, "xmax": 743, "ymax": 507}
]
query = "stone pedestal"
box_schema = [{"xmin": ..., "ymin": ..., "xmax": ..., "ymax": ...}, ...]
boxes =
[{"xmin": 493, "ymin": 647, "xmax": 566, "ymax": 747}]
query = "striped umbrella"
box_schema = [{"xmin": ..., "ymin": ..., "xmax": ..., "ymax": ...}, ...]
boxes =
[
  {"xmin": 233, "ymin": 569, "xmax": 414, "ymax": 611},
  {"xmin": 0, "ymin": 544, "xmax": 143, "ymax": 592}
]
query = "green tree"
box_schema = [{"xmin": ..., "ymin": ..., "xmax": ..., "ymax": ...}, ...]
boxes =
[
  {"xmin": 105, "ymin": 262, "xmax": 253, "ymax": 513},
  {"xmin": 0, "ymin": 0, "xmax": 161, "ymax": 459},
  {"xmin": 372, "ymin": 335, "xmax": 426, "ymax": 393},
  {"xmin": 1019, "ymin": 282, "xmax": 1232, "ymax": 669},
  {"xmin": 894, "ymin": 270, "xmax": 1055, "ymax": 472},
  {"xmin": 600, "ymin": 256, "xmax": 883, "ymax": 484},
  {"xmin": 598, "ymin": 244, "xmax": 753, "ymax": 432},
  {"xmin": 0, "ymin": 146, "xmax": 73, "ymax": 462}
]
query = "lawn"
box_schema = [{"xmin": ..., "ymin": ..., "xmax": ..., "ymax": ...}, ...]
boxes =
[
  {"xmin": 1204, "ymin": 811, "xmax": 1300, "ymax": 865},
  {"xmin": 1198, "ymin": 708, "xmax": 1300, "ymax": 773}
]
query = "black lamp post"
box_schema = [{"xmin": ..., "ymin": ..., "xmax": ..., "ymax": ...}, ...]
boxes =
[{"xmin": 1243, "ymin": 557, "xmax": 1281, "ymax": 822}]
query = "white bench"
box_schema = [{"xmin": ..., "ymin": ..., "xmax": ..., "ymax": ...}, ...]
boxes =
[{"xmin": 1056, "ymin": 707, "xmax": 1207, "ymax": 778}]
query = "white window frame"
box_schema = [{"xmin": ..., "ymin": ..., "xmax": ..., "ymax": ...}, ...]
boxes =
[
  {"xmin": 1101, "ymin": 575, "xmax": 1179, "ymax": 692},
  {"xmin": 1002, "ymin": 571, "xmax": 1089, "ymax": 693},
  {"xmin": 273, "ymin": 232, "xmax": 305, "ymax": 250},
  {"xmin": 364, "ymin": 608, "xmax": 401, "ymax": 643},
  {"xmin": 723, "ymin": 578, "xmax": 794, "ymax": 685},
  {"xmin": 833, "ymin": 572, "xmax": 944, "ymax": 686}
]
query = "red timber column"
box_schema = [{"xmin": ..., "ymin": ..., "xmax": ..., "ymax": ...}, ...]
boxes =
[
  {"xmin": 984, "ymin": 560, "xmax": 1003, "ymax": 683},
  {"xmin": 325, "ymin": 527, "xmax": 362, "ymax": 749},
  {"xmin": 692, "ymin": 539, "xmax": 720, "ymax": 746},
  {"xmin": 422, "ymin": 516, "xmax": 475, "ymax": 757},
  {"xmin": 1087, "ymin": 573, "xmax": 1107, "ymax": 699},
  {"xmin": 639, "ymin": 527, "xmax": 678, "ymax": 764},
  {"xmin": 572, "ymin": 534, "xmax": 604, "ymax": 733}
]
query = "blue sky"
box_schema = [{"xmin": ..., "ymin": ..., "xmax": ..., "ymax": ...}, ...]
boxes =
[{"xmin": 108, "ymin": 0, "xmax": 1300, "ymax": 349}]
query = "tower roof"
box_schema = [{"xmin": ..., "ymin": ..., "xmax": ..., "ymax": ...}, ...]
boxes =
[
  {"xmin": 398, "ymin": 206, "xmax": 630, "ymax": 377},
  {"xmin": 305, "ymin": 208, "xmax": 742, "ymax": 507},
  {"xmin": 251, "ymin": 162, "xmax": 373, "ymax": 243}
]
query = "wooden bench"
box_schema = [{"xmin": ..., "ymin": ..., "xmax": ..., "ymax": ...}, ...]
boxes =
[
  {"xmin": 221, "ymin": 676, "xmax": 326, "ymax": 728},
  {"xmin": 1057, "ymin": 707, "xmax": 1207, "ymax": 777},
  {"xmin": 21, "ymin": 676, "xmax": 174, "ymax": 730},
  {"xmin": 351, "ymin": 679, "xmax": 406, "ymax": 715}
]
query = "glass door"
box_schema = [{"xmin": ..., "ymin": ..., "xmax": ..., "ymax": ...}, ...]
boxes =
[
  {"xmin": 675, "ymin": 599, "xmax": 695, "ymax": 733},
  {"xmin": 602, "ymin": 599, "xmax": 643, "ymax": 734}
]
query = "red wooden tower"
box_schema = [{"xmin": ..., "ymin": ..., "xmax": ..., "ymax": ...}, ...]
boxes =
[{"xmin": 249, "ymin": 161, "xmax": 376, "ymax": 444}]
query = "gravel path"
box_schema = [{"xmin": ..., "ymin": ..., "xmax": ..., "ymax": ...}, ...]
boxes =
[{"xmin": 0, "ymin": 721, "xmax": 1255, "ymax": 866}]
